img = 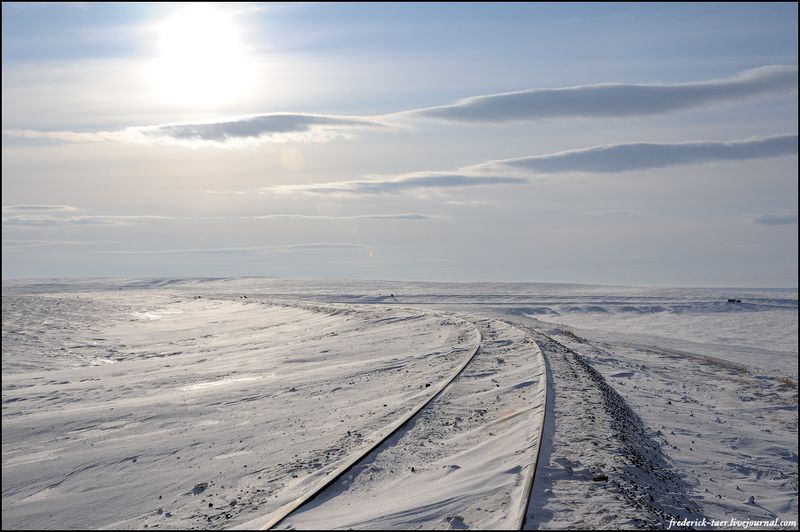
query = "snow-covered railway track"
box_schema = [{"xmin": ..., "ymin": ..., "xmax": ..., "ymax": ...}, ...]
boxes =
[
  {"xmin": 2, "ymin": 297, "xmax": 484, "ymax": 530},
  {"xmin": 249, "ymin": 329, "xmax": 484, "ymax": 530},
  {"xmin": 518, "ymin": 326, "xmax": 703, "ymax": 529},
  {"xmin": 253, "ymin": 318, "xmax": 547, "ymax": 530}
]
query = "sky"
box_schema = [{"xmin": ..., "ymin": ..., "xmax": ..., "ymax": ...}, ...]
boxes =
[{"xmin": 2, "ymin": 2, "xmax": 798, "ymax": 286}]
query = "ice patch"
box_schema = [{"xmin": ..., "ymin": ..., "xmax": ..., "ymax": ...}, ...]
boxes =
[
  {"xmin": 215, "ymin": 450, "xmax": 252, "ymax": 460},
  {"xmin": 180, "ymin": 375, "xmax": 266, "ymax": 392},
  {"xmin": 130, "ymin": 309, "xmax": 184, "ymax": 321}
]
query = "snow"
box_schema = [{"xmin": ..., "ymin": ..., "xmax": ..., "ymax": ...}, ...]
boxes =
[
  {"xmin": 270, "ymin": 319, "xmax": 546, "ymax": 530},
  {"xmin": 535, "ymin": 325, "xmax": 798, "ymax": 529},
  {"xmin": 3, "ymin": 292, "xmax": 481, "ymax": 529},
  {"xmin": 2, "ymin": 278, "xmax": 797, "ymax": 530}
]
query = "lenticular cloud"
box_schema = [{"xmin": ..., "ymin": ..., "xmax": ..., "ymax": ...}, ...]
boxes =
[
  {"xmin": 264, "ymin": 135, "xmax": 798, "ymax": 196},
  {"xmin": 410, "ymin": 66, "xmax": 798, "ymax": 123},
  {"xmin": 3, "ymin": 66, "xmax": 796, "ymax": 148}
]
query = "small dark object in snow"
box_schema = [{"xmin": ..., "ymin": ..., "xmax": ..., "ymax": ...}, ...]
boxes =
[
  {"xmin": 164, "ymin": 512, "xmax": 172, "ymax": 518},
  {"xmin": 746, "ymin": 495, "xmax": 755, "ymax": 504},
  {"xmin": 209, "ymin": 503, "xmax": 213, "ymax": 508},
  {"xmin": 288, "ymin": 387, "xmax": 296, "ymax": 392},
  {"xmin": 230, "ymin": 499, "xmax": 237, "ymax": 507},
  {"xmin": 592, "ymin": 474, "xmax": 609, "ymax": 482},
  {"xmin": 411, "ymin": 467, "xmax": 415, "ymax": 472},
  {"xmin": 446, "ymin": 516, "xmax": 467, "ymax": 529},
  {"xmin": 192, "ymin": 482, "xmax": 209, "ymax": 495},
  {"xmin": 727, "ymin": 298, "xmax": 742, "ymax": 303},
  {"xmin": 425, "ymin": 383, "xmax": 431, "ymax": 388}
]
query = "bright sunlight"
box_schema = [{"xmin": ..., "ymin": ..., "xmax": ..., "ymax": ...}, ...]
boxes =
[{"xmin": 150, "ymin": 4, "xmax": 255, "ymax": 108}]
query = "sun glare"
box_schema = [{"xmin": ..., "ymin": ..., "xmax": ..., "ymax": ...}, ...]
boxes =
[{"xmin": 151, "ymin": 4, "xmax": 255, "ymax": 108}]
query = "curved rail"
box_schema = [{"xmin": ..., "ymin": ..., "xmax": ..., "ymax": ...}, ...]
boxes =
[
  {"xmin": 517, "ymin": 326, "xmax": 552, "ymax": 530},
  {"xmin": 247, "ymin": 312, "xmax": 551, "ymax": 531},
  {"xmin": 254, "ymin": 325, "xmax": 484, "ymax": 530}
]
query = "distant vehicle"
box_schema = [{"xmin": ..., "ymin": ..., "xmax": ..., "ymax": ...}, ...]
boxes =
[{"xmin": 727, "ymin": 298, "xmax": 742, "ymax": 303}]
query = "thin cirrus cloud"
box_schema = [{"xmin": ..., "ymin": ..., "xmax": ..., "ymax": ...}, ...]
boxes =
[
  {"xmin": 252, "ymin": 213, "xmax": 442, "ymax": 220},
  {"xmin": 263, "ymin": 172, "xmax": 529, "ymax": 196},
  {"xmin": 263, "ymin": 134, "xmax": 798, "ymax": 196},
  {"xmin": 3, "ymin": 66, "xmax": 796, "ymax": 148},
  {"xmin": 90, "ymin": 243, "xmax": 371, "ymax": 255},
  {"xmin": 2, "ymin": 204, "xmax": 80, "ymax": 213},
  {"xmin": 2, "ymin": 214, "xmax": 173, "ymax": 226},
  {"xmin": 1, "ymin": 239, "xmax": 84, "ymax": 248},
  {"xmin": 445, "ymin": 200, "xmax": 489, "ymax": 206},
  {"xmin": 580, "ymin": 210, "xmax": 643, "ymax": 217},
  {"xmin": 1, "ymin": 206, "xmax": 442, "ymax": 226},
  {"xmin": 751, "ymin": 211, "xmax": 798, "ymax": 225}
]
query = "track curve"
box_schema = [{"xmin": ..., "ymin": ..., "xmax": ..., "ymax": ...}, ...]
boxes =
[{"xmin": 263, "ymin": 318, "xmax": 547, "ymax": 530}]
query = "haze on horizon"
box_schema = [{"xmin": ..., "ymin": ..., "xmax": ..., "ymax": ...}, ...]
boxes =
[{"xmin": 2, "ymin": 2, "xmax": 798, "ymax": 287}]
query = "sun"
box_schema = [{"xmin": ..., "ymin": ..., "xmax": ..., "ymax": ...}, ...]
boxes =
[{"xmin": 150, "ymin": 4, "xmax": 255, "ymax": 108}]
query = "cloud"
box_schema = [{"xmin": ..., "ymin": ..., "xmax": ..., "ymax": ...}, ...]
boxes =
[
  {"xmin": 1, "ymin": 239, "xmax": 84, "ymax": 248},
  {"xmin": 90, "ymin": 243, "xmax": 370, "ymax": 255},
  {"xmin": 266, "ymin": 243, "xmax": 369, "ymax": 251},
  {"xmin": 580, "ymin": 210, "xmax": 643, "ymax": 217},
  {"xmin": 4, "ymin": 66, "xmax": 796, "ymax": 148},
  {"xmin": 265, "ymin": 172, "xmax": 528, "ymax": 196},
  {"xmin": 751, "ymin": 211, "xmax": 798, "ymax": 225},
  {"xmin": 2, "ymin": 214, "xmax": 173, "ymax": 226},
  {"xmin": 410, "ymin": 65, "xmax": 798, "ymax": 123},
  {"xmin": 445, "ymin": 200, "xmax": 489, "ymax": 206},
  {"xmin": 252, "ymin": 213, "xmax": 441, "ymax": 220},
  {"xmin": 479, "ymin": 134, "xmax": 798, "ymax": 174},
  {"xmin": 2, "ymin": 204, "xmax": 80, "ymax": 213},
  {"xmin": 2, "ymin": 211, "xmax": 441, "ymax": 225},
  {"xmin": 3, "ymin": 113, "xmax": 387, "ymax": 148},
  {"xmin": 261, "ymin": 134, "xmax": 797, "ymax": 196}
]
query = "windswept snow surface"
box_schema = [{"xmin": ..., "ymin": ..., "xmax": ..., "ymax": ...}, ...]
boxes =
[
  {"xmin": 271, "ymin": 319, "xmax": 546, "ymax": 530},
  {"xmin": 2, "ymin": 290, "xmax": 481, "ymax": 529},
  {"xmin": 2, "ymin": 278, "xmax": 797, "ymax": 530}
]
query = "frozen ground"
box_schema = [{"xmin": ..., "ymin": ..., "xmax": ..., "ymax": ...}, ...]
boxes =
[{"xmin": 2, "ymin": 278, "xmax": 797, "ymax": 530}]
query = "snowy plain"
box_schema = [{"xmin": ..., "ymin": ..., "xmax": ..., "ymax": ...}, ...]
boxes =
[{"xmin": 1, "ymin": 278, "xmax": 797, "ymax": 530}]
